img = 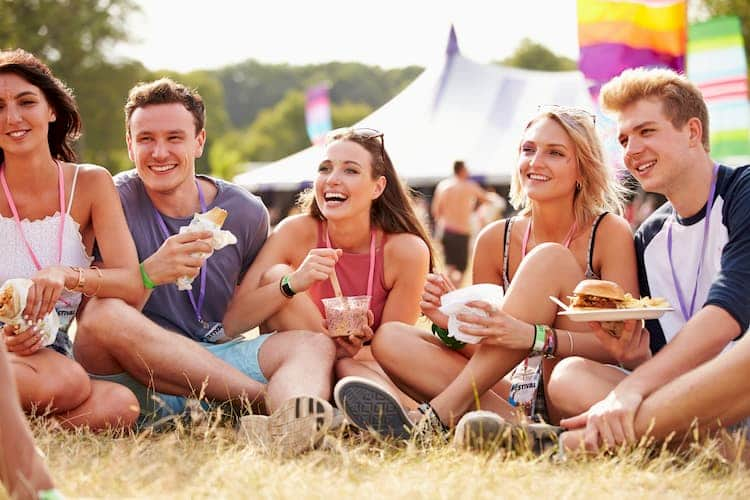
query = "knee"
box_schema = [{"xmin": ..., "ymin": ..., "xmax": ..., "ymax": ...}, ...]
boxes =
[
  {"xmin": 296, "ymin": 331, "xmax": 337, "ymax": 363},
  {"xmin": 372, "ymin": 321, "xmax": 411, "ymax": 365},
  {"xmin": 260, "ymin": 264, "xmax": 294, "ymax": 286},
  {"xmin": 524, "ymin": 242, "xmax": 577, "ymax": 271},
  {"xmin": 99, "ymin": 384, "xmax": 140, "ymax": 430},
  {"xmin": 76, "ymin": 298, "xmax": 129, "ymax": 345},
  {"xmin": 25, "ymin": 360, "xmax": 90, "ymax": 412},
  {"xmin": 547, "ymin": 356, "xmax": 589, "ymax": 410}
]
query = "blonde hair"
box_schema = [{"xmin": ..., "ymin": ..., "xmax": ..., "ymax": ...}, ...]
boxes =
[
  {"xmin": 509, "ymin": 109, "xmax": 625, "ymax": 223},
  {"xmin": 600, "ymin": 67, "xmax": 709, "ymax": 151}
]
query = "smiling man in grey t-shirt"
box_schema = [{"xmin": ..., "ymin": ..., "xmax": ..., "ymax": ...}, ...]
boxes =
[{"xmin": 74, "ymin": 78, "xmax": 335, "ymax": 453}]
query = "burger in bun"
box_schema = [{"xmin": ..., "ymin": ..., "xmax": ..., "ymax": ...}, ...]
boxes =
[
  {"xmin": 568, "ymin": 279, "xmax": 625, "ymax": 309},
  {"xmin": 568, "ymin": 279, "xmax": 626, "ymax": 338}
]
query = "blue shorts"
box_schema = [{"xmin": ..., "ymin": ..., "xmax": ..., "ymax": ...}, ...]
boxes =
[{"xmin": 89, "ymin": 334, "xmax": 272, "ymax": 424}]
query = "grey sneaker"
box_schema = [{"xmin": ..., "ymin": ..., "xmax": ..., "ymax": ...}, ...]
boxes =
[
  {"xmin": 334, "ymin": 376, "xmax": 413, "ymax": 439},
  {"xmin": 453, "ymin": 410, "xmax": 507, "ymax": 450}
]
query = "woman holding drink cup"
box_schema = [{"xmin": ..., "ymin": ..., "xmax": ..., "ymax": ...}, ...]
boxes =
[
  {"xmin": 336, "ymin": 105, "xmax": 641, "ymax": 439},
  {"xmin": 224, "ymin": 127, "xmax": 434, "ymax": 405},
  {"xmin": 0, "ymin": 49, "xmax": 140, "ymax": 430}
]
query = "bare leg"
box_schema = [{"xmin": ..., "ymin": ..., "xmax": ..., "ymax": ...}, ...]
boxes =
[
  {"xmin": 427, "ymin": 243, "xmax": 584, "ymax": 424},
  {"xmin": 257, "ymin": 330, "xmax": 336, "ymax": 412},
  {"xmin": 547, "ymin": 357, "xmax": 626, "ymax": 418},
  {"xmin": 0, "ymin": 346, "xmax": 55, "ymax": 499},
  {"xmin": 373, "ymin": 322, "xmax": 515, "ymax": 420},
  {"xmin": 75, "ymin": 298, "xmax": 266, "ymax": 404},
  {"xmin": 56, "ymin": 380, "xmax": 139, "ymax": 431}
]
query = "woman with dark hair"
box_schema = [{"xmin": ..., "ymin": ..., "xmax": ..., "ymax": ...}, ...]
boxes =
[
  {"xmin": 224, "ymin": 127, "xmax": 434, "ymax": 403},
  {"xmin": 0, "ymin": 49, "xmax": 140, "ymax": 430}
]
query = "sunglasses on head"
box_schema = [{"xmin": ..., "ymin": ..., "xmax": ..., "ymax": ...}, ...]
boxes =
[
  {"xmin": 537, "ymin": 104, "xmax": 597, "ymax": 125},
  {"xmin": 326, "ymin": 127, "xmax": 385, "ymax": 162}
]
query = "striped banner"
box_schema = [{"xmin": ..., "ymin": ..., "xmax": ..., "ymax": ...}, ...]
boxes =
[
  {"xmin": 577, "ymin": 0, "xmax": 687, "ymax": 99},
  {"xmin": 305, "ymin": 84, "xmax": 332, "ymax": 146},
  {"xmin": 688, "ymin": 16, "xmax": 750, "ymax": 161}
]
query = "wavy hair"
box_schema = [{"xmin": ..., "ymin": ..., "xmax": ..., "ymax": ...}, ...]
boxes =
[
  {"xmin": 0, "ymin": 49, "xmax": 81, "ymax": 164},
  {"xmin": 509, "ymin": 108, "xmax": 625, "ymax": 223},
  {"xmin": 298, "ymin": 128, "xmax": 436, "ymax": 270}
]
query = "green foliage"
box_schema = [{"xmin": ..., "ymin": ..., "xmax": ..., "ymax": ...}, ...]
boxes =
[
  {"xmin": 217, "ymin": 60, "xmax": 421, "ymax": 129},
  {"xmin": 696, "ymin": 0, "xmax": 750, "ymax": 68},
  {"xmin": 498, "ymin": 38, "xmax": 578, "ymax": 71}
]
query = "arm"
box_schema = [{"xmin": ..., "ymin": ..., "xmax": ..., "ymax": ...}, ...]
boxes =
[
  {"xmin": 471, "ymin": 220, "xmax": 505, "ymax": 285},
  {"xmin": 379, "ymin": 233, "xmax": 431, "ymax": 325},
  {"xmin": 430, "ymin": 183, "xmax": 444, "ymax": 221}
]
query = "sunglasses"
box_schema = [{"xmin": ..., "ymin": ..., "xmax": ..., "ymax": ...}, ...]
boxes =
[
  {"xmin": 326, "ymin": 127, "xmax": 385, "ymax": 162},
  {"xmin": 537, "ymin": 104, "xmax": 597, "ymax": 125}
]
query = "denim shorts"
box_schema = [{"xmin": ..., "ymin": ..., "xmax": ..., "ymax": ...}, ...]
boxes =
[{"xmin": 89, "ymin": 334, "xmax": 272, "ymax": 424}]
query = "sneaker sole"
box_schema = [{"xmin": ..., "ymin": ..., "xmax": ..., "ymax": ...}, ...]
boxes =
[
  {"xmin": 268, "ymin": 396, "xmax": 333, "ymax": 455},
  {"xmin": 334, "ymin": 377, "xmax": 412, "ymax": 440}
]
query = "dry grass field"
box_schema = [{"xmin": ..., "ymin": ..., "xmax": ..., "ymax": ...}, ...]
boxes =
[{"xmin": 5, "ymin": 416, "xmax": 749, "ymax": 499}]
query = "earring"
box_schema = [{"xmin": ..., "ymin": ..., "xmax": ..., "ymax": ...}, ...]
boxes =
[
  {"xmin": 576, "ymin": 181, "xmax": 582, "ymax": 192},
  {"xmin": 50, "ymin": 114, "xmax": 56, "ymax": 122}
]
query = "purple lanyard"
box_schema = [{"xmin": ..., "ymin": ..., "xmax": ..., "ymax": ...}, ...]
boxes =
[
  {"xmin": 667, "ymin": 163, "xmax": 719, "ymax": 321},
  {"xmin": 153, "ymin": 180, "xmax": 207, "ymax": 324}
]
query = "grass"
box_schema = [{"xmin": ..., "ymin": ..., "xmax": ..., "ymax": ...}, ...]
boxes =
[{"xmin": 6, "ymin": 416, "xmax": 750, "ymax": 499}]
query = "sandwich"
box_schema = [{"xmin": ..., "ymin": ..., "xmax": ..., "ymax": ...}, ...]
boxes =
[
  {"xmin": 568, "ymin": 279, "xmax": 625, "ymax": 309},
  {"xmin": 176, "ymin": 207, "xmax": 238, "ymax": 290},
  {"xmin": 0, "ymin": 278, "xmax": 60, "ymax": 345}
]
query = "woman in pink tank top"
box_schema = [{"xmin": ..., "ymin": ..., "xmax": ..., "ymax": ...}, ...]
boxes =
[
  {"xmin": 0, "ymin": 50, "xmax": 142, "ymax": 433},
  {"xmin": 224, "ymin": 127, "xmax": 435, "ymax": 406},
  {"xmin": 334, "ymin": 106, "xmax": 642, "ymax": 439}
]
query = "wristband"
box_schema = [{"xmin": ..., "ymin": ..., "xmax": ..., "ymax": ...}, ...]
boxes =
[
  {"xmin": 38, "ymin": 489, "xmax": 65, "ymax": 500},
  {"xmin": 542, "ymin": 327, "xmax": 557, "ymax": 359},
  {"xmin": 431, "ymin": 323, "xmax": 466, "ymax": 350},
  {"xmin": 531, "ymin": 324, "xmax": 546, "ymax": 354},
  {"xmin": 279, "ymin": 274, "xmax": 296, "ymax": 298},
  {"xmin": 140, "ymin": 262, "xmax": 156, "ymax": 289}
]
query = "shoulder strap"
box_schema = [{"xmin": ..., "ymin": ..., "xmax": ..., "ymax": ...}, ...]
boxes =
[
  {"xmin": 586, "ymin": 212, "xmax": 609, "ymax": 273},
  {"xmin": 66, "ymin": 164, "xmax": 81, "ymax": 215},
  {"xmin": 502, "ymin": 217, "xmax": 515, "ymax": 289}
]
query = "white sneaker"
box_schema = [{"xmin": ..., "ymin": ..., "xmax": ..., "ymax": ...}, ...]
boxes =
[{"xmin": 453, "ymin": 411, "xmax": 508, "ymax": 450}]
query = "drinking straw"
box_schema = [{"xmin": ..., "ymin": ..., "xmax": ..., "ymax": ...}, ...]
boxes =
[{"xmin": 329, "ymin": 266, "xmax": 343, "ymax": 298}]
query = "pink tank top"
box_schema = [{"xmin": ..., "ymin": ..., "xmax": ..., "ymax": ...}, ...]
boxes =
[{"xmin": 308, "ymin": 221, "xmax": 389, "ymax": 330}]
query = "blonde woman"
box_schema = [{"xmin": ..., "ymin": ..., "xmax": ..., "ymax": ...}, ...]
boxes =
[{"xmin": 335, "ymin": 106, "xmax": 639, "ymax": 439}]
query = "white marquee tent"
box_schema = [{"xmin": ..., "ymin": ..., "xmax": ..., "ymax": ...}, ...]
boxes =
[{"xmin": 235, "ymin": 27, "xmax": 596, "ymax": 191}]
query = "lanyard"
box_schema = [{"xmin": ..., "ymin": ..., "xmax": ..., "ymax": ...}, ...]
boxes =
[
  {"xmin": 0, "ymin": 160, "xmax": 65, "ymax": 270},
  {"xmin": 325, "ymin": 226, "xmax": 376, "ymax": 297},
  {"xmin": 521, "ymin": 217, "xmax": 577, "ymax": 257},
  {"xmin": 153, "ymin": 180, "xmax": 207, "ymax": 324},
  {"xmin": 667, "ymin": 163, "xmax": 719, "ymax": 321}
]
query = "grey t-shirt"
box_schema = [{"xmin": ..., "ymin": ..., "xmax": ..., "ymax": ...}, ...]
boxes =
[{"xmin": 114, "ymin": 170, "xmax": 269, "ymax": 341}]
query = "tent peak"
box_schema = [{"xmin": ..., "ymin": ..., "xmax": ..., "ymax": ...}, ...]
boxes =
[{"xmin": 446, "ymin": 24, "xmax": 459, "ymax": 56}]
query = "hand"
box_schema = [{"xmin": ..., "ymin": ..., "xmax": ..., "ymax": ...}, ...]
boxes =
[
  {"xmin": 3, "ymin": 323, "xmax": 45, "ymax": 356},
  {"xmin": 326, "ymin": 310, "xmax": 374, "ymax": 359},
  {"xmin": 456, "ymin": 301, "xmax": 532, "ymax": 350},
  {"xmin": 142, "ymin": 230, "xmax": 214, "ymax": 286},
  {"xmin": 589, "ymin": 319, "xmax": 651, "ymax": 369},
  {"xmin": 560, "ymin": 389, "xmax": 643, "ymax": 451},
  {"xmin": 25, "ymin": 266, "xmax": 69, "ymax": 322},
  {"xmin": 420, "ymin": 273, "xmax": 453, "ymax": 328},
  {"xmin": 289, "ymin": 248, "xmax": 342, "ymax": 293}
]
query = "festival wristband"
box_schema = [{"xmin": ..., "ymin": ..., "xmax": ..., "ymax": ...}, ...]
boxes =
[
  {"xmin": 140, "ymin": 262, "xmax": 156, "ymax": 289},
  {"xmin": 531, "ymin": 324, "xmax": 546, "ymax": 354},
  {"xmin": 279, "ymin": 274, "xmax": 296, "ymax": 298}
]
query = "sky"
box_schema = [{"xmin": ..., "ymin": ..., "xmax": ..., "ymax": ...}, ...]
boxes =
[{"xmin": 117, "ymin": 0, "xmax": 581, "ymax": 72}]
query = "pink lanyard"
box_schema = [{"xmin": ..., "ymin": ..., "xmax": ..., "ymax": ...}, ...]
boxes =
[
  {"xmin": 0, "ymin": 160, "xmax": 66, "ymax": 270},
  {"xmin": 325, "ymin": 226, "xmax": 376, "ymax": 297},
  {"xmin": 521, "ymin": 217, "xmax": 577, "ymax": 257}
]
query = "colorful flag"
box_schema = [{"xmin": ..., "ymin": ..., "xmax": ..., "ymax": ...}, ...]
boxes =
[
  {"xmin": 305, "ymin": 84, "xmax": 332, "ymax": 146},
  {"xmin": 688, "ymin": 16, "xmax": 750, "ymax": 162},
  {"xmin": 577, "ymin": 0, "xmax": 687, "ymax": 99}
]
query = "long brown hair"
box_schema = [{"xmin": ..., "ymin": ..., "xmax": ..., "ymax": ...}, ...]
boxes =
[
  {"xmin": 298, "ymin": 128, "xmax": 436, "ymax": 271},
  {"xmin": 0, "ymin": 49, "xmax": 81, "ymax": 164}
]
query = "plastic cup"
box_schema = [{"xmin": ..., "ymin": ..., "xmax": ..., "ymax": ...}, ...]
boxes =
[{"xmin": 322, "ymin": 295, "xmax": 371, "ymax": 337}]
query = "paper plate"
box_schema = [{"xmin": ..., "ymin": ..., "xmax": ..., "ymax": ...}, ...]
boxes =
[{"xmin": 557, "ymin": 307, "xmax": 674, "ymax": 322}]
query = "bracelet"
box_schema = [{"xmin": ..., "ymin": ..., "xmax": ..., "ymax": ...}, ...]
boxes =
[
  {"xmin": 279, "ymin": 274, "xmax": 296, "ymax": 298},
  {"xmin": 83, "ymin": 265, "xmax": 103, "ymax": 297},
  {"xmin": 140, "ymin": 262, "xmax": 156, "ymax": 289},
  {"xmin": 65, "ymin": 266, "xmax": 85, "ymax": 292},
  {"xmin": 431, "ymin": 323, "xmax": 466, "ymax": 350},
  {"xmin": 565, "ymin": 330, "xmax": 574, "ymax": 355},
  {"xmin": 531, "ymin": 324, "xmax": 546, "ymax": 354},
  {"xmin": 542, "ymin": 327, "xmax": 557, "ymax": 359}
]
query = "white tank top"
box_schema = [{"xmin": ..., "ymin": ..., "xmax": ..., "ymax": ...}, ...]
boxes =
[{"xmin": 0, "ymin": 165, "xmax": 93, "ymax": 331}]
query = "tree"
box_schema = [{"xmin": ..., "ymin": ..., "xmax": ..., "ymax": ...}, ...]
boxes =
[
  {"xmin": 695, "ymin": 0, "xmax": 750, "ymax": 68},
  {"xmin": 498, "ymin": 38, "xmax": 578, "ymax": 71}
]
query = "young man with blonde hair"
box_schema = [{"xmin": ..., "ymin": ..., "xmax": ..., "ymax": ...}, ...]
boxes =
[{"xmin": 549, "ymin": 68, "xmax": 750, "ymax": 451}]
